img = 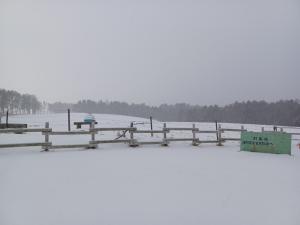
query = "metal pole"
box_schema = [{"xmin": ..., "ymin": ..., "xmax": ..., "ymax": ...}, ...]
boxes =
[{"xmin": 68, "ymin": 109, "xmax": 71, "ymax": 131}]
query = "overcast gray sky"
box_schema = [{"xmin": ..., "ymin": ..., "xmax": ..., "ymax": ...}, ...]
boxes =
[{"xmin": 0, "ymin": 0, "xmax": 299, "ymax": 106}]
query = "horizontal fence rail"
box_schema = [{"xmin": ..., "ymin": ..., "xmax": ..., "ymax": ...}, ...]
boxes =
[
  {"xmin": 166, "ymin": 138, "xmax": 196, "ymax": 141},
  {"xmin": 133, "ymin": 130, "xmax": 168, "ymax": 134},
  {"xmin": 49, "ymin": 144, "xmax": 91, "ymax": 149},
  {"xmin": 0, "ymin": 128, "xmax": 52, "ymax": 133},
  {"xmin": 46, "ymin": 131, "xmax": 94, "ymax": 135},
  {"xmin": 0, "ymin": 121, "xmax": 298, "ymax": 152},
  {"xmin": 198, "ymin": 140, "xmax": 222, "ymax": 143},
  {"xmin": 90, "ymin": 140, "xmax": 130, "ymax": 144},
  {"xmin": 91, "ymin": 127, "xmax": 136, "ymax": 132},
  {"xmin": 138, "ymin": 141, "xmax": 165, "ymax": 145},
  {"xmin": 165, "ymin": 128, "xmax": 199, "ymax": 131},
  {"xmin": 0, "ymin": 142, "xmax": 50, "ymax": 148},
  {"xmin": 220, "ymin": 128, "xmax": 247, "ymax": 132},
  {"xmin": 195, "ymin": 130, "xmax": 218, "ymax": 134}
]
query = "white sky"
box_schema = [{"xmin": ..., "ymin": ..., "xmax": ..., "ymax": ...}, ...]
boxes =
[{"xmin": 0, "ymin": 0, "xmax": 299, "ymax": 105}]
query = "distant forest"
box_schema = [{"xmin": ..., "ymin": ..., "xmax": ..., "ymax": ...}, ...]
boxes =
[
  {"xmin": 49, "ymin": 99, "xmax": 300, "ymax": 126},
  {"xmin": 0, "ymin": 88, "xmax": 299, "ymax": 126},
  {"xmin": 0, "ymin": 89, "xmax": 41, "ymax": 114}
]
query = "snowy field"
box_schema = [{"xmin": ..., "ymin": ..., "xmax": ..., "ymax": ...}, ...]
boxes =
[{"xmin": 0, "ymin": 113, "xmax": 300, "ymax": 225}]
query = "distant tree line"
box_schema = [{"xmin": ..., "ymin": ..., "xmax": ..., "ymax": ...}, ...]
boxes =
[
  {"xmin": 0, "ymin": 89, "xmax": 41, "ymax": 114},
  {"xmin": 49, "ymin": 99, "xmax": 300, "ymax": 126}
]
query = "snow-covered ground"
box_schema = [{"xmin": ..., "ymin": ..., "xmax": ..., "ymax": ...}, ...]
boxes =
[{"xmin": 0, "ymin": 113, "xmax": 299, "ymax": 225}]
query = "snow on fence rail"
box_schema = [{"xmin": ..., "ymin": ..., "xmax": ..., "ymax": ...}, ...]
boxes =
[{"xmin": 0, "ymin": 122, "xmax": 298, "ymax": 151}]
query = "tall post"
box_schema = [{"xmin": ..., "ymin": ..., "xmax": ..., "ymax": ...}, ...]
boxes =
[
  {"xmin": 215, "ymin": 121, "xmax": 218, "ymax": 141},
  {"xmin": 150, "ymin": 116, "xmax": 153, "ymax": 137},
  {"xmin": 161, "ymin": 123, "xmax": 168, "ymax": 146},
  {"xmin": 217, "ymin": 124, "xmax": 223, "ymax": 146},
  {"xmin": 67, "ymin": 109, "xmax": 71, "ymax": 132},
  {"xmin": 6, "ymin": 110, "xmax": 8, "ymax": 128},
  {"xmin": 192, "ymin": 124, "xmax": 199, "ymax": 146},
  {"xmin": 44, "ymin": 122, "xmax": 50, "ymax": 151}
]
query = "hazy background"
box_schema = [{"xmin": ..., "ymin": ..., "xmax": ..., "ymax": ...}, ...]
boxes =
[{"xmin": 1, "ymin": 0, "xmax": 299, "ymax": 106}]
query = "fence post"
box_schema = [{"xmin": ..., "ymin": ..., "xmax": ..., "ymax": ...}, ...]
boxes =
[
  {"xmin": 90, "ymin": 121, "xmax": 96, "ymax": 149},
  {"xmin": 150, "ymin": 116, "xmax": 153, "ymax": 137},
  {"xmin": 161, "ymin": 123, "xmax": 168, "ymax": 146},
  {"xmin": 67, "ymin": 109, "xmax": 71, "ymax": 132},
  {"xmin": 192, "ymin": 124, "xmax": 199, "ymax": 146},
  {"xmin": 215, "ymin": 121, "xmax": 218, "ymax": 141},
  {"xmin": 43, "ymin": 122, "xmax": 50, "ymax": 151},
  {"xmin": 217, "ymin": 124, "xmax": 223, "ymax": 146},
  {"xmin": 6, "ymin": 110, "xmax": 8, "ymax": 128},
  {"xmin": 129, "ymin": 122, "xmax": 138, "ymax": 147}
]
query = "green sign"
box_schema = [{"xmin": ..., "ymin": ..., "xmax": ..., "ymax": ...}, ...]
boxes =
[{"xmin": 241, "ymin": 131, "xmax": 291, "ymax": 155}]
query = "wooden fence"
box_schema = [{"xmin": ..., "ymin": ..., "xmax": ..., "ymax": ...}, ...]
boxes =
[{"xmin": 0, "ymin": 122, "xmax": 299, "ymax": 151}]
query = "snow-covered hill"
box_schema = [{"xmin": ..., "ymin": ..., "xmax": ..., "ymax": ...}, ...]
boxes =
[{"xmin": 0, "ymin": 113, "xmax": 299, "ymax": 225}]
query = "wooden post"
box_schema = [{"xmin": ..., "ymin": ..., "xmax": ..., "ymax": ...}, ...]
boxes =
[
  {"xmin": 90, "ymin": 121, "xmax": 96, "ymax": 148},
  {"xmin": 129, "ymin": 122, "xmax": 138, "ymax": 147},
  {"xmin": 44, "ymin": 122, "xmax": 49, "ymax": 151},
  {"xmin": 161, "ymin": 123, "xmax": 168, "ymax": 146},
  {"xmin": 217, "ymin": 124, "xmax": 223, "ymax": 146},
  {"xmin": 150, "ymin": 116, "xmax": 153, "ymax": 137},
  {"xmin": 163, "ymin": 123, "xmax": 167, "ymax": 139},
  {"xmin": 130, "ymin": 122, "xmax": 133, "ymax": 144},
  {"xmin": 6, "ymin": 110, "xmax": 8, "ymax": 128},
  {"xmin": 67, "ymin": 109, "xmax": 71, "ymax": 132},
  {"xmin": 192, "ymin": 124, "xmax": 199, "ymax": 146},
  {"xmin": 215, "ymin": 121, "xmax": 218, "ymax": 141}
]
